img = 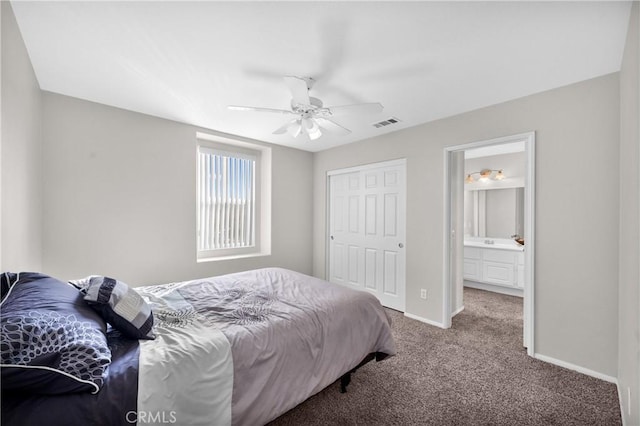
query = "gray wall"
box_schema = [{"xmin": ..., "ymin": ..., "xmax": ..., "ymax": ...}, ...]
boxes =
[
  {"xmin": 41, "ymin": 93, "xmax": 313, "ymax": 286},
  {"xmin": 1, "ymin": 2, "xmax": 43, "ymax": 271},
  {"xmin": 618, "ymin": 2, "xmax": 639, "ymax": 424},
  {"xmin": 313, "ymin": 73, "xmax": 620, "ymax": 377}
]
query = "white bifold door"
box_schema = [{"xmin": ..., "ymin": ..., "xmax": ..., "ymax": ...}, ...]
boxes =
[{"xmin": 328, "ymin": 159, "xmax": 406, "ymax": 311}]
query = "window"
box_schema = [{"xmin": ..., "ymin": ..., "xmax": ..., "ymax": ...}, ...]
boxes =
[
  {"xmin": 198, "ymin": 148, "xmax": 255, "ymax": 250},
  {"xmin": 197, "ymin": 133, "xmax": 271, "ymax": 261}
]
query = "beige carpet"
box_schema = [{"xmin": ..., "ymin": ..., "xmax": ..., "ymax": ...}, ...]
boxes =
[{"xmin": 269, "ymin": 287, "xmax": 621, "ymax": 425}]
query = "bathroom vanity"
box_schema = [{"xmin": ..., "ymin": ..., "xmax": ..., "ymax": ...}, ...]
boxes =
[{"xmin": 463, "ymin": 237, "xmax": 524, "ymax": 297}]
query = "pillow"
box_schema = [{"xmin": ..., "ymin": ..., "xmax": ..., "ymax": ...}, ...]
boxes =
[
  {"xmin": 68, "ymin": 275, "xmax": 100, "ymax": 291},
  {"xmin": 1, "ymin": 272, "xmax": 19, "ymax": 301},
  {"xmin": 83, "ymin": 276, "xmax": 155, "ymax": 340},
  {"xmin": 0, "ymin": 272, "xmax": 111, "ymax": 395}
]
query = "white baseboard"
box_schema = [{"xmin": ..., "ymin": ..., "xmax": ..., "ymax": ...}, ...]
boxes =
[
  {"xmin": 404, "ymin": 312, "xmax": 446, "ymax": 329},
  {"xmin": 464, "ymin": 280, "xmax": 523, "ymax": 297},
  {"xmin": 533, "ymin": 353, "xmax": 618, "ymax": 384},
  {"xmin": 452, "ymin": 305, "xmax": 465, "ymax": 317}
]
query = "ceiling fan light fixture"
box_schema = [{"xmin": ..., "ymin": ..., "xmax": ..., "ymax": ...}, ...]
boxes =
[
  {"xmin": 308, "ymin": 127, "xmax": 322, "ymax": 140},
  {"xmin": 303, "ymin": 117, "xmax": 316, "ymax": 131},
  {"xmin": 228, "ymin": 76, "xmax": 383, "ymax": 141},
  {"xmin": 304, "ymin": 119, "xmax": 322, "ymax": 140}
]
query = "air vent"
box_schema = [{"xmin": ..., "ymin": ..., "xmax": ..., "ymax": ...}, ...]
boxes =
[{"xmin": 372, "ymin": 117, "xmax": 401, "ymax": 129}]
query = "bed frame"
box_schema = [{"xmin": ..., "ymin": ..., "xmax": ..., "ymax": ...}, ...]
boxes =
[{"xmin": 339, "ymin": 351, "xmax": 388, "ymax": 393}]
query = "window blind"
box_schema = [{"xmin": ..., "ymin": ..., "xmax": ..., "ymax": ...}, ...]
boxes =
[{"xmin": 198, "ymin": 150, "xmax": 256, "ymax": 251}]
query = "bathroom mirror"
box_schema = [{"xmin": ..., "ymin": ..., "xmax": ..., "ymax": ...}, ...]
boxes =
[{"xmin": 464, "ymin": 187, "xmax": 524, "ymax": 238}]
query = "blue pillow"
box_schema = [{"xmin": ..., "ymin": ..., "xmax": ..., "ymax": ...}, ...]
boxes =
[
  {"xmin": 0, "ymin": 272, "xmax": 112, "ymax": 394},
  {"xmin": 83, "ymin": 276, "xmax": 155, "ymax": 340}
]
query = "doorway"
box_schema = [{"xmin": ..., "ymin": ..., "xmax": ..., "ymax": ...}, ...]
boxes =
[
  {"xmin": 444, "ymin": 132, "xmax": 535, "ymax": 355},
  {"xmin": 327, "ymin": 159, "xmax": 407, "ymax": 311}
]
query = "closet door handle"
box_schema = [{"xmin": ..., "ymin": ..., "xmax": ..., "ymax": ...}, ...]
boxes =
[{"xmin": 399, "ymin": 243, "xmax": 404, "ymax": 248}]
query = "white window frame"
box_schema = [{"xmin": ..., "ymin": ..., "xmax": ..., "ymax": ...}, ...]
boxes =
[{"xmin": 196, "ymin": 132, "xmax": 271, "ymax": 262}]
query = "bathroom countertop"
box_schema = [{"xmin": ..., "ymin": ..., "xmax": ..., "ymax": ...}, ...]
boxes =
[{"xmin": 464, "ymin": 239, "xmax": 524, "ymax": 252}]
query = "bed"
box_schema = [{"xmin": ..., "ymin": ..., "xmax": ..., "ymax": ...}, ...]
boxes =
[{"xmin": 1, "ymin": 267, "xmax": 396, "ymax": 426}]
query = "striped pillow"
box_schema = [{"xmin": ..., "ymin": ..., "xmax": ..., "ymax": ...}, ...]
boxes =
[{"xmin": 83, "ymin": 277, "xmax": 155, "ymax": 340}]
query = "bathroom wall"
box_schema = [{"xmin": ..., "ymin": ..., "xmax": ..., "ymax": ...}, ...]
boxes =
[
  {"xmin": 464, "ymin": 151, "xmax": 526, "ymax": 239},
  {"xmin": 485, "ymin": 188, "xmax": 519, "ymax": 238}
]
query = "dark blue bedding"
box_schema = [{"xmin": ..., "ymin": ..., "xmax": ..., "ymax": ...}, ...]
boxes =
[{"xmin": 1, "ymin": 330, "xmax": 140, "ymax": 426}]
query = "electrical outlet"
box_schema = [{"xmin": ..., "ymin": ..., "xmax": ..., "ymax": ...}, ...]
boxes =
[{"xmin": 420, "ymin": 289, "xmax": 427, "ymax": 300}]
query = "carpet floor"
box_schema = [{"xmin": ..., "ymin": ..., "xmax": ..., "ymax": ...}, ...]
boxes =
[{"xmin": 269, "ymin": 287, "xmax": 621, "ymax": 425}]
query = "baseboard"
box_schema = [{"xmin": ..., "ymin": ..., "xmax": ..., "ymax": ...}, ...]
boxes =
[
  {"xmin": 404, "ymin": 312, "xmax": 446, "ymax": 329},
  {"xmin": 452, "ymin": 305, "xmax": 465, "ymax": 317},
  {"xmin": 464, "ymin": 280, "xmax": 523, "ymax": 297},
  {"xmin": 533, "ymin": 353, "xmax": 617, "ymax": 384}
]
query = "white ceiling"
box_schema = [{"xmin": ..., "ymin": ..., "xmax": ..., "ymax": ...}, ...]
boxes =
[{"xmin": 11, "ymin": 1, "xmax": 632, "ymax": 152}]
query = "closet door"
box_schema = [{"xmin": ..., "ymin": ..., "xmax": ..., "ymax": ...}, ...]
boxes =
[{"xmin": 328, "ymin": 160, "xmax": 406, "ymax": 311}]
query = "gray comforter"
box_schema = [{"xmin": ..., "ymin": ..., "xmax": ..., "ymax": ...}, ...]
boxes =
[{"xmin": 137, "ymin": 267, "xmax": 397, "ymax": 426}]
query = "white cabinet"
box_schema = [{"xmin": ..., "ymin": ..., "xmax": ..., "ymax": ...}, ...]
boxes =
[
  {"xmin": 463, "ymin": 247, "xmax": 481, "ymax": 281},
  {"xmin": 483, "ymin": 261, "xmax": 515, "ymax": 286},
  {"xmin": 464, "ymin": 259, "xmax": 481, "ymax": 280},
  {"xmin": 463, "ymin": 246, "xmax": 524, "ymax": 289}
]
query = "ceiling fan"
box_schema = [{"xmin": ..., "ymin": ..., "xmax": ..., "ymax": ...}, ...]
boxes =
[{"xmin": 228, "ymin": 76, "xmax": 383, "ymax": 141}]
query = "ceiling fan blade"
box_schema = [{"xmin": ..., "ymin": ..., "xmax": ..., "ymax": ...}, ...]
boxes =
[
  {"xmin": 314, "ymin": 117, "xmax": 351, "ymax": 135},
  {"xmin": 326, "ymin": 102, "xmax": 383, "ymax": 117},
  {"xmin": 272, "ymin": 118, "xmax": 299, "ymax": 135},
  {"xmin": 228, "ymin": 105, "xmax": 294, "ymax": 115},
  {"xmin": 283, "ymin": 76, "xmax": 311, "ymax": 106},
  {"xmin": 287, "ymin": 119, "xmax": 302, "ymax": 138}
]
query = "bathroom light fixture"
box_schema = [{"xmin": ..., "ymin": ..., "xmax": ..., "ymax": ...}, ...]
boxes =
[{"xmin": 465, "ymin": 169, "xmax": 506, "ymax": 184}]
